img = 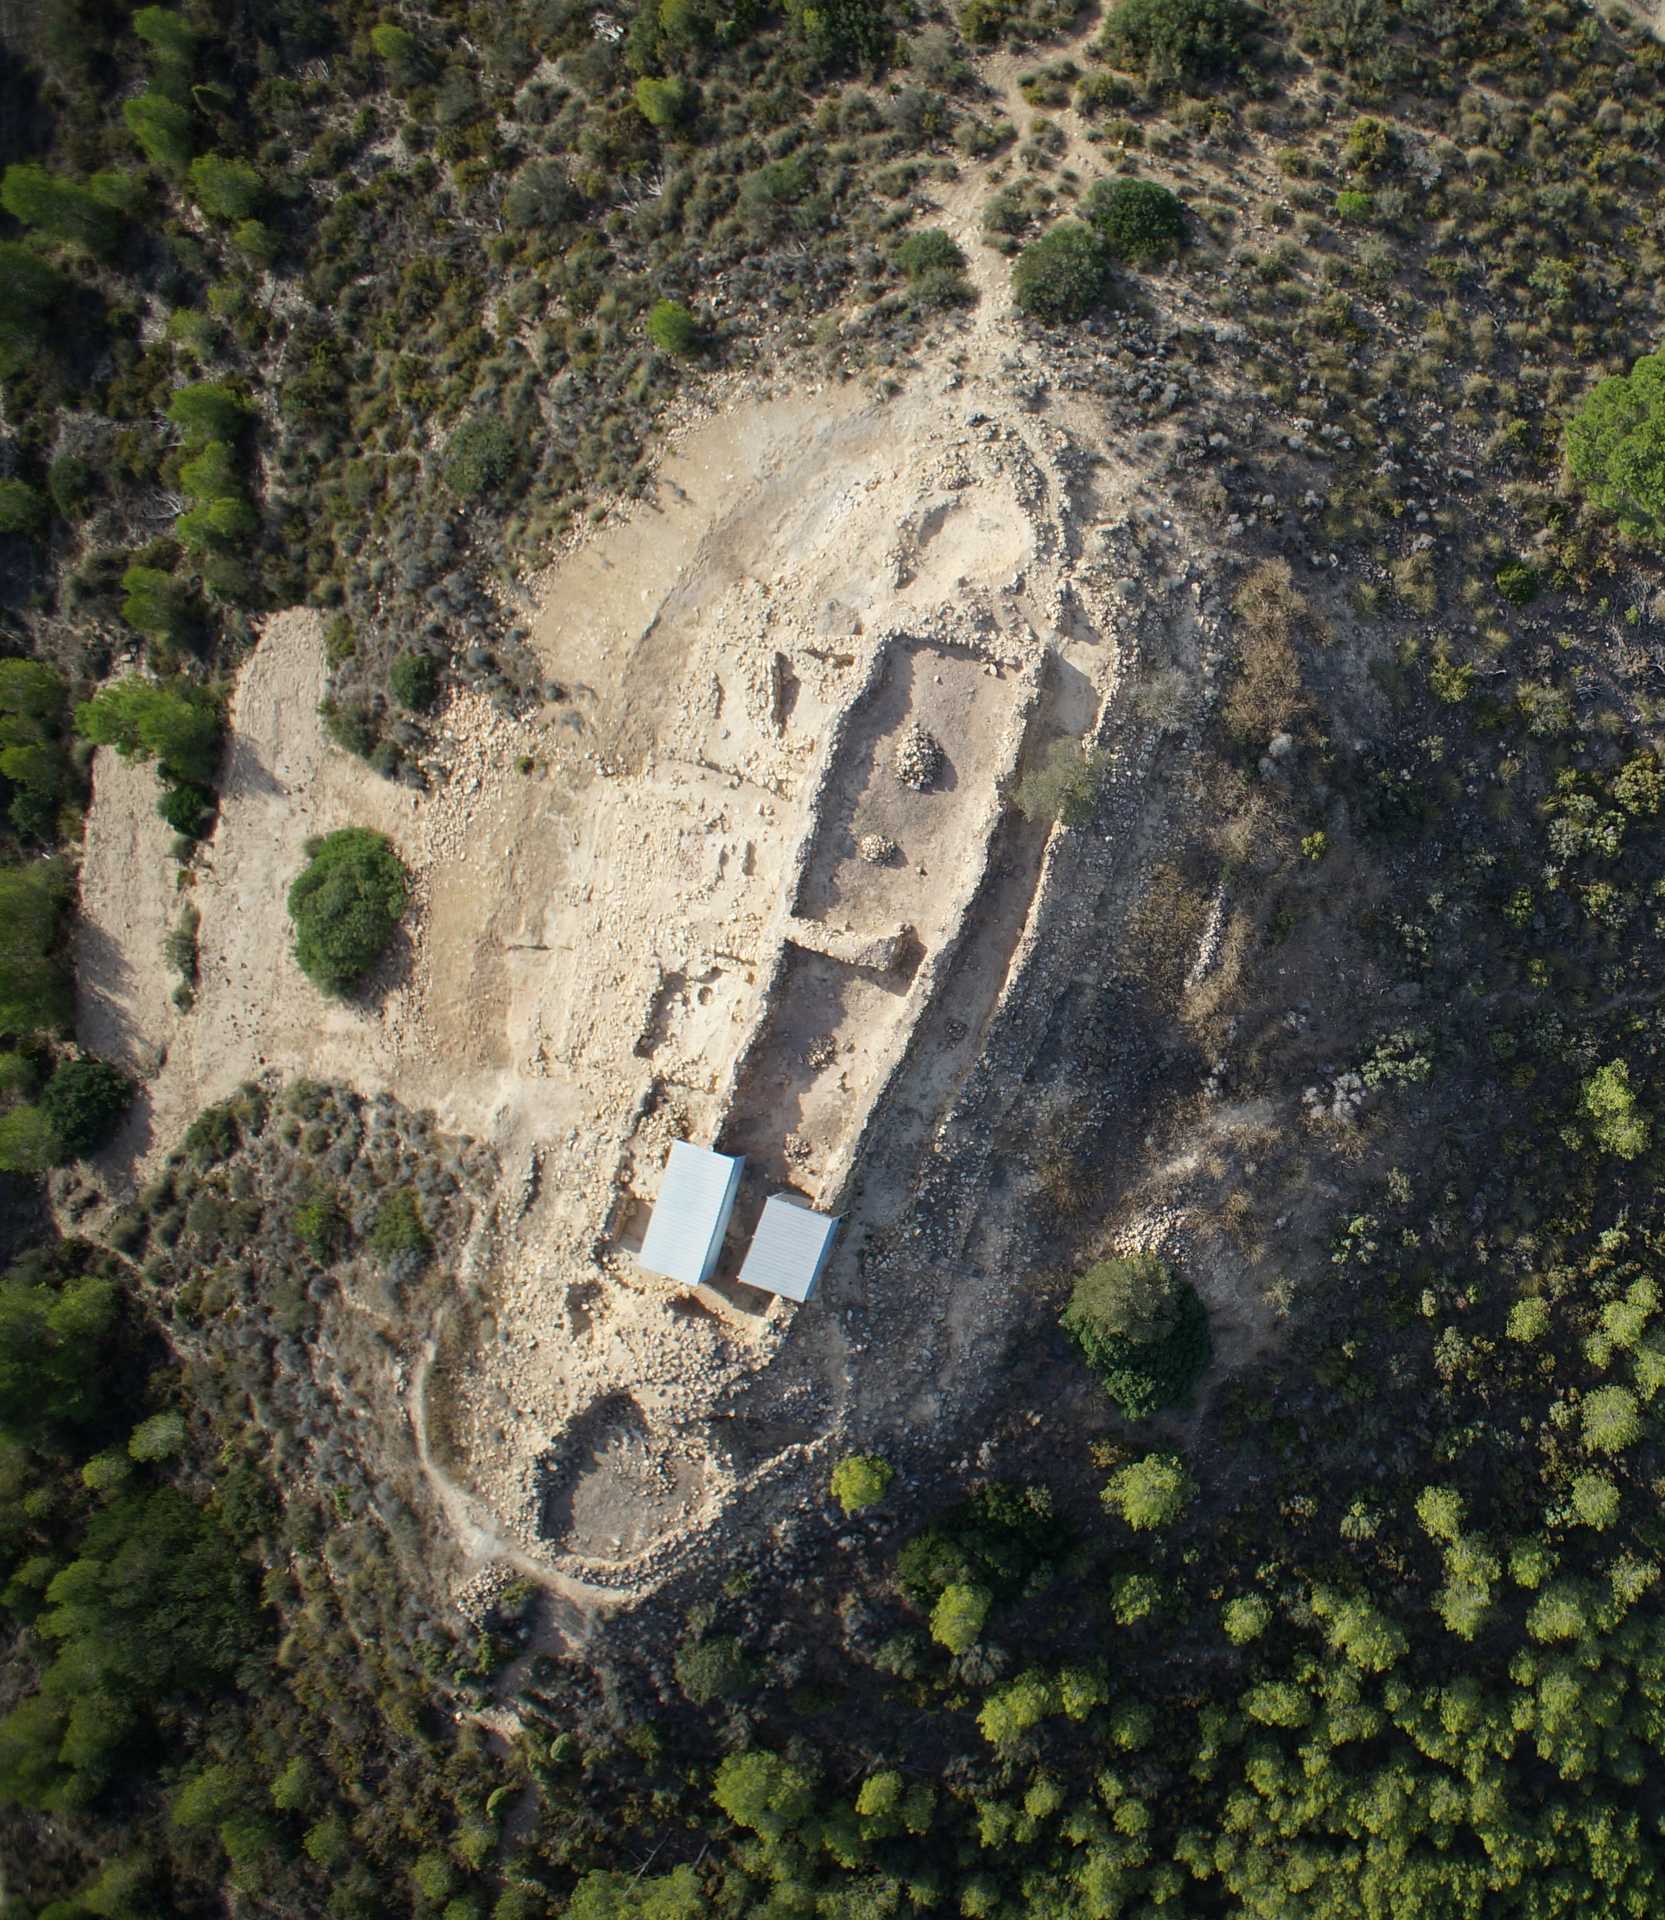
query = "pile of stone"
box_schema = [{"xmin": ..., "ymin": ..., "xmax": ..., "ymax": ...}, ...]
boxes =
[
  {"xmin": 857, "ymin": 832, "xmax": 899, "ymax": 864},
  {"xmin": 893, "ymin": 723, "xmax": 944, "ymax": 790}
]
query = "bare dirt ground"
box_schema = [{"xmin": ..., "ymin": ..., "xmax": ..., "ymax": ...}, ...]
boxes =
[{"xmin": 76, "ymin": 26, "xmax": 1291, "ymax": 1621}]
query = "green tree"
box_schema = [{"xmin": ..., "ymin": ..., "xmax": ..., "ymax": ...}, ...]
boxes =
[
  {"xmin": 189, "ymin": 156, "xmax": 262, "ymax": 221},
  {"xmin": 167, "ymin": 383, "xmax": 249, "ymax": 448},
  {"xmin": 1566, "ymin": 350, "xmax": 1665, "ymax": 540},
  {"xmin": 133, "ymin": 6, "xmax": 198, "ymax": 60},
  {"xmin": 1103, "ymin": 1451, "xmax": 1196, "ymax": 1530},
  {"xmin": 119, "ymin": 566, "xmax": 199, "ymax": 646},
  {"xmin": 977, "ymin": 1670, "xmax": 1055, "ymax": 1747},
  {"xmin": 830, "ymin": 1452, "xmax": 894, "ymax": 1514},
  {"xmin": 1085, "ymin": 176, "xmax": 1186, "ymax": 262},
  {"xmin": 0, "ymin": 861, "xmax": 71, "ymax": 1037},
  {"xmin": 1222, "ymin": 1593, "xmax": 1269, "ymax": 1644},
  {"xmin": 0, "ymin": 165, "xmax": 120, "ymax": 255},
  {"xmin": 1011, "ymin": 221, "xmax": 1116, "ymax": 323},
  {"xmin": 674, "ymin": 1633, "xmax": 754, "ymax": 1705},
  {"xmin": 1061, "ymin": 1253, "xmax": 1210, "ymax": 1417},
  {"xmin": 0, "ymin": 1104, "xmax": 60, "ymax": 1175},
  {"xmin": 287, "ymin": 829, "xmax": 409, "ymax": 993},
  {"xmin": 76, "ymin": 678, "xmax": 223, "ymax": 786},
  {"xmin": 0, "ymin": 244, "xmax": 69, "ymax": 376},
  {"xmin": 1581, "ymin": 1383, "xmax": 1642, "ymax": 1453},
  {"xmin": 123, "ymin": 92, "xmax": 194, "ymax": 172},
  {"xmin": 128, "ymin": 1410, "xmax": 186, "ymax": 1462},
  {"xmin": 930, "ymin": 1581, "xmax": 991, "ymax": 1654},
  {"xmin": 711, "ymin": 1750, "xmax": 816, "ymax": 1842},
  {"xmin": 0, "ymin": 482, "xmax": 48, "ymax": 537},
  {"xmin": 1582, "ymin": 1060, "xmax": 1651, "ymax": 1159}
]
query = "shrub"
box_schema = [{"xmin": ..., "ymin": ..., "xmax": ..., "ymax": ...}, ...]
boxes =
[
  {"xmin": 1099, "ymin": 0, "xmax": 1256, "ymax": 87},
  {"xmin": 443, "ymin": 416, "xmax": 516, "ymax": 498},
  {"xmin": 40, "ymin": 1058, "xmax": 133, "ymax": 1158},
  {"xmin": 505, "ymin": 160, "xmax": 579, "ymax": 229},
  {"xmin": 1333, "ymin": 188, "xmax": 1372, "ymax": 222},
  {"xmin": 1495, "ymin": 559, "xmax": 1539, "ymax": 604},
  {"xmin": 1011, "ymin": 221, "xmax": 1115, "ymax": 322},
  {"xmin": 157, "ymin": 781, "xmax": 215, "ymax": 837},
  {"xmin": 634, "ymin": 75, "xmax": 688, "ymax": 129},
  {"xmin": 1566, "ymin": 350, "xmax": 1665, "ymax": 541},
  {"xmin": 293, "ymin": 1187, "xmax": 348, "ymax": 1262},
  {"xmin": 1061, "ymin": 1253, "xmax": 1210, "ymax": 1418},
  {"xmin": 369, "ymin": 1188, "xmax": 430, "ymax": 1272},
  {"xmin": 646, "ymin": 299, "xmax": 700, "ymax": 357},
  {"xmin": 0, "ymin": 482, "xmax": 48, "ymax": 537},
  {"xmin": 1012, "ymin": 739, "xmax": 1109, "ymax": 826},
  {"xmin": 896, "ymin": 228, "xmax": 966, "ymax": 278},
  {"xmin": 1104, "ymin": 1451, "xmax": 1195, "ymax": 1529},
  {"xmin": 47, "ymin": 456, "xmax": 95, "ymax": 521},
  {"xmin": 830, "ymin": 1453, "xmax": 894, "ymax": 1514},
  {"xmin": 1085, "ymin": 176, "xmax": 1184, "ymax": 262},
  {"xmin": 370, "ymin": 22, "xmax": 429, "ymax": 86},
  {"xmin": 389, "ymin": 651, "xmax": 440, "ymax": 711},
  {"xmin": 785, "ymin": 0, "xmax": 893, "ymax": 66},
  {"xmin": 287, "ymin": 828, "xmax": 409, "ymax": 993}
]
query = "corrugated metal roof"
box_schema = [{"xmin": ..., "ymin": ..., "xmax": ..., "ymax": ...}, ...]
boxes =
[
  {"xmin": 739, "ymin": 1194, "xmax": 840, "ymax": 1302},
  {"xmin": 638, "ymin": 1141, "xmax": 744, "ymax": 1286}
]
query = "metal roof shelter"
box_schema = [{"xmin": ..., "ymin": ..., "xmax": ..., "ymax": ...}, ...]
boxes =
[
  {"xmin": 638, "ymin": 1142, "xmax": 745, "ymax": 1287},
  {"xmin": 739, "ymin": 1194, "xmax": 841, "ymax": 1303}
]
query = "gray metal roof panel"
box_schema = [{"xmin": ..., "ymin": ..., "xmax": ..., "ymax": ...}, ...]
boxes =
[
  {"xmin": 739, "ymin": 1193, "xmax": 840, "ymax": 1302},
  {"xmin": 638, "ymin": 1141, "xmax": 745, "ymax": 1286}
]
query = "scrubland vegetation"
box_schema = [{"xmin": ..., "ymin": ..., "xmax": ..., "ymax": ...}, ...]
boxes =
[{"xmin": 8, "ymin": 0, "xmax": 1665, "ymax": 1914}]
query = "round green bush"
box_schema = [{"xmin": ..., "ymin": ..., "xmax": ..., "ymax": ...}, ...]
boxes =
[
  {"xmin": 40, "ymin": 1056, "xmax": 133, "ymax": 1159},
  {"xmin": 1011, "ymin": 222, "xmax": 1116, "ymax": 323},
  {"xmin": 1085, "ymin": 176, "xmax": 1185, "ymax": 263},
  {"xmin": 646, "ymin": 299, "xmax": 700, "ymax": 357},
  {"xmin": 1061, "ymin": 1253, "xmax": 1210, "ymax": 1418},
  {"xmin": 287, "ymin": 828, "xmax": 409, "ymax": 994}
]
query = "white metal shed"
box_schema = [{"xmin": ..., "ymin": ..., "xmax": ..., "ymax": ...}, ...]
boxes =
[
  {"xmin": 739, "ymin": 1193, "xmax": 841, "ymax": 1302},
  {"xmin": 638, "ymin": 1141, "xmax": 745, "ymax": 1287}
]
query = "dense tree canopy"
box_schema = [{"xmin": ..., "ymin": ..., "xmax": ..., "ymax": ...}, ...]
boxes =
[{"xmin": 287, "ymin": 829, "xmax": 410, "ymax": 994}]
